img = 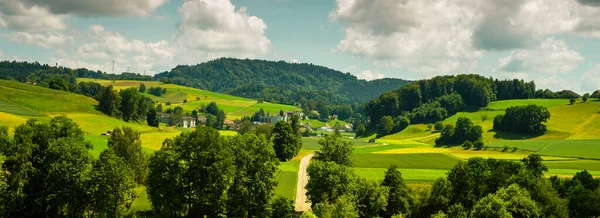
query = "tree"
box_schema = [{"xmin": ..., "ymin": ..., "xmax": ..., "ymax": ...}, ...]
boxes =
[
  {"xmin": 306, "ymin": 161, "xmax": 356, "ymax": 207},
  {"xmin": 108, "ymin": 127, "xmax": 148, "ymax": 184},
  {"xmin": 493, "ymin": 105, "xmax": 551, "ymax": 135},
  {"xmin": 227, "ymin": 133, "xmax": 278, "ymax": 217},
  {"xmin": 382, "ymin": 165, "xmax": 412, "ymax": 217},
  {"xmin": 522, "ymin": 154, "xmax": 548, "ymax": 178},
  {"xmin": 419, "ymin": 178, "xmax": 453, "ymax": 217},
  {"xmin": 1, "ymin": 116, "xmax": 92, "ymax": 217},
  {"xmin": 272, "ymin": 121, "xmax": 299, "ymax": 161},
  {"xmin": 183, "ymin": 99, "xmax": 187, "ymax": 103},
  {"xmin": 495, "ymin": 184, "xmax": 541, "ymax": 218},
  {"xmin": 470, "ymin": 195, "xmax": 512, "ymax": 218},
  {"xmin": 270, "ymin": 196, "xmax": 294, "ymax": 218},
  {"xmin": 569, "ymin": 98, "xmax": 576, "ymax": 105},
  {"xmin": 355, "ymin": 124, "xmax": 366, "ymax": 138},
  {"xmin": 314, "ymin": 134, "xmax": 354, "ymax": 167},
  {"xmin": 377, "ymin": 116, "xmax": 394, "ymax": 137},
  {"xmin": 89, "ymin": 150, "xmax": 136, "ymax": 217},
  {"xmin": 48, "ymin": 77, "xmax": 70, "ymax": 91},
  {"xmin": 203, "ymin": 102, "xmax": 225, "ymax": 130},
  {"xmin": 355, "ymin": 178, "xmax": 389, "ymax": 218},
  {"xmin": 391, "ymin": 116, "xmax": 410, "ymax": 134},
  {"xmin": 313, "ymin": 195, "xmax": 359, "ymax": 218},
  {"xmin": 583, "ymin": 93, "xmax": 590, "ymax": 103},
  {"xmin": 434, "ymin": 121, "xmax": 444, "ymax": 131},
  {"xmin": 147, "ymin": 105, "xmax": 159, "ymax": 127},
  {"xmin": 481, "ymin": 114, "xmax": 488, "ymax": 122},
  {"xmin": 146, "ymin": 126, "xmax": 234, "ymax": 217},
  {"xmin": 119, "ymin": 87, "xmax": 147, "ymax": 122},
  {"xmin": 98, "ymin": 85, "xmax": 121, "ymax": 117},
  {"xmin": 139, "ymin": 83, "xmax": 146, "ymax": 93},
  {"xmin": 237, "ymin": 119, "xmax": 255, "ymax": 135},
  {"xmin": 255, "ymin": 123, "xmax": 274, "ymax": 139}
]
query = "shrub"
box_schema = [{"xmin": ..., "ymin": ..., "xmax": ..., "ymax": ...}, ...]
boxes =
[
  {"xmin": 502, "ymin": 146, "xmax": 509, "ymax": 152},
  {"xmin": 434, "ymin": 121, "xmax": 444, "ymax": 131},
  {"xmin": 165, "ymin": 101, "xmax": 171, "ymax": 106},
  {"xmin": 462, "ymin": 141, "xmax": 473, "ymax": 149},
  {"xmin": 569, "ymin": 98, "xmax": 576, "ymax": 105},
  {"xmin": 493, "ymin": 105, "xmax": 550, "ymax": 135},
  {"xmin": 473, "ymin": 140, "xmax": 484, "ymax": 150}
]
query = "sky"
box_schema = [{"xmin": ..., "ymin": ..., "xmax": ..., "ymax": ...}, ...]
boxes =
[{"xmin": 1, "ymin": 0, "xmax": 600, "ymax": 93}]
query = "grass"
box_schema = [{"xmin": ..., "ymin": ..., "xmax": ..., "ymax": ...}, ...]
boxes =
[
  {"xmin": 353, "ymin": 153, "xmax": 460, "ymax": 169},
  {"xmin": 274, "ymin": 158, "xmax": 302, "ymax": 201},
  {"xmin": 78, "ymin": 78, "xmax": 301, "ymax": 121},
  {"xmin": 354, "ymin": 168, "xmax": 447, "ymax": 183},
  {"xmin": 0, "ymin": 100, "xmax": 42, "ymax": 116},
  {"xmin": 129, "ymin": 186, "xmax": 152, "ymax": 213},
  {"xmin": 0, "ymin": 81, "xmax": 100, "ymax": 114},
  {"xmin": 486, "ymin": 99, "xmax": 569, "ymax": 110}
]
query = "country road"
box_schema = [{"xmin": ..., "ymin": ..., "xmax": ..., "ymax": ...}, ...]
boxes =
[{"xmin": 294, "ymin": 153, "xmax": 314, "ymax": 212}]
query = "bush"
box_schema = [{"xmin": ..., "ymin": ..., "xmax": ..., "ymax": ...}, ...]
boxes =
[
  {"xmin": 473, "ymin": 140, "xmax": 484, "ymax": 150},
  {"xmin": 183, "ymin": 99, "xmax": 187, "ymax": 103},
  {"xmin": 502, "ymin": 146, "xmax": 509, "ymax": 152},
  {"xmin": 391, "ymin": 116, "xmax": 410, "ymax": 134},
  {"xmin": 165, "ymin": 101, "xmax": 171, "ymax": 106},
  {"xmin": 434, "ymin": 121, "xmax": 444, "ymax": 131},
  {"xmin": 570, "ymin": 98, "xmax": 576, "ymax": 105},
  {"xmin": 462, "ymin": 141, "xmax": 473, "ymax": 149},
  {"xmin": 427, "ymin": 124, "xmax": 433, "ymax": 131}
]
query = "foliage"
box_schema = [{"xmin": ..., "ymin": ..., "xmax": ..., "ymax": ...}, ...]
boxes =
[
  {"xmin": 313, "ymin": 195, "xmax": 359, "ymax": 218},
  {"xmin": 270, "ymin": 196, "xmax": 294, "ymax": 218},
  {"xmin": 98, "ymin": 85, "xmax": 121, "ymax": 117},
  {"xmin": 582, "ymin": 93, "xmax": 589, "ymax": 102},
  {"xmin": 493, "ymin": 105, "xmax": 551, "ymax": 135},
  {"xmin": 367, "ymin": 75, "xmax": 537, "ymax": 129},
  {"xmin": 108, "ymin": 127, "xmax": 148, "ymax": 184},
  {"xmin": 377, "ymin": 116, "xmax": 394, "ymax": 137},
  {"xmin": 314, "ymin": 134, "xmax": 354, "ymax": 167},
  {"xmin": 146, "ymin": 106, "xmax": 159, "ymax": 127},
  {"xmin": 434, "ymin": 121, "xmax": 444, "ymax": 131},
  {"xmin": 272, "ymin": 121, "xmax": 300, "ymax": 161},
  {"xmin": 154, "ymin": 58, "xmax": 411, "ymax": 105},
  {"xmin": 139, "ymin": 83, "xmax": 146, "ymax": 93},
  {"xmin": 119, "ymin": 87, "xmax": 149, "ymax": 122},
  {"xmin": 355, "ymin": 124, "xmax": 366, "ymax": 138},
  {"xmin": 306, "ymin": 160, "xmax": 357, "ymax": 207},
  {"xmin": 147, "ymin": 86, "xmax": 167, "ymax": 97},
  {"xmin": 89, "ymin": 150, "xmax": 137, "ymax": 217},
  {"xmin": 569, "ymin": 98, "xmax": 576, "ymax": 105},
  {"xmin": 436, "ymin": 117, "xmax": 483, "ymax": 146},
  {"xmin": 201, "ymin": 102, "xmax": 225, "ymax": 129},
  {"xmin": 355, "ymin": 178, "xmax": 389, "ymax": 217},
  {"xmin": 382, "ymin": 165, "xmax": 413, "ymax": 217}
]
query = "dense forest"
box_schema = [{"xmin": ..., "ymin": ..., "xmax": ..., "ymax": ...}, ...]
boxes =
[{"xmin": 153, "ymin": 58, "xmax": 412, "ymax": 105}]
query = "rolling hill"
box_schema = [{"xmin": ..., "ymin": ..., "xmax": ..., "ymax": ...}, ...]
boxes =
[{"xmin": 154, "ymin": 58, "xmax": 412, "ymax": 104}]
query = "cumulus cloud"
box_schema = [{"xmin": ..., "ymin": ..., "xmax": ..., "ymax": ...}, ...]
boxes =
[
  {"xmin": 497, "ymin": 38, "xmax": 583, "ymax": 74},
  {"xmin": 175, "ymin": 0, "xmax": 271, "ymax": 62},
  {"xmin": 331, "ymin": 0, "xmax": 600, "ymax": 76},
  {"xmin": 0, "ymin": 0, "xmax": 66, "ymax": 31},
  {"xmin": 332, "ymin": 0, "xmax": 482, "ymax": 75},
  {"xmin": 19, "ymin": 0, "xmax": 169, "ymax": 16},
  {"xmin": 59, "ymin": 25, "xmax": 174, "ymax": 73},
  {"xmin": 355, "ymin": 70, "xmax": 385, "ymax": 81},
  {"xmin": 6, "ymin": 32, "xmax": 71, "ymax": 49}
]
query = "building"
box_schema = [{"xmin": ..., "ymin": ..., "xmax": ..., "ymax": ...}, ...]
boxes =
[
  {"xmin": 182, "ymin": 116, "xmax": 196, "ymax": 128},
  {"xmin": 269, "ymin": 115, "xmax": 288, "ymax": 124},
  {"xmin": 342, "ymin": 124, "xmax": 354, "ymax": 132},
  {"xmin": 157, "ymin": 112, "xmax": 171, "ymax": 124},
  {"xmin": 197, "ymin": 115, "xmax": 207, "ymax": 124}
]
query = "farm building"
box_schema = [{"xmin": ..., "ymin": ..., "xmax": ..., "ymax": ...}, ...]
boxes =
[{"xmin": 182, "ymin": 116, "xmax": 196, "ymax": 128}]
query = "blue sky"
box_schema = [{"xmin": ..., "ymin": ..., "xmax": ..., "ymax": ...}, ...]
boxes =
[{"xmin": 1, "ymin": 0, "xmax": 600, "ymax": 93}]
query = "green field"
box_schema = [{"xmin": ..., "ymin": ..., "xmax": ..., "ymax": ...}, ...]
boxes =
[
  {"xmin": 351, "ymin": 98, "xmax": 600, "ymax": 183},
  {"xmin": 78, "ymin": 78, "xmax": 300, "ymax": 120}
]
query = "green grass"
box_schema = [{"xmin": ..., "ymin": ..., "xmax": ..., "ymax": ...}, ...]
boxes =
[
  {"xmin": 0, "ymin": 82, "xmax": 100, "ymax": 114},
  {"xmin": 274, "ymin": 160, "xmax": 300, "ymax": 201},
  {"xmin": 353, "ymin": 153, "xmax": 460, "ymax": 169},
  {"xmin": 354, "ymin": 168, "xmax": 447, "ymax": 183},
  {"xmin": 486, "ymin": 99, "xmax": 569, "ymax": 110},
  {"xmin": 129, "ymin": 186, "xmax": 152, "ymax": 213},
  {"xmin": 487, "ymin": 140, "xmax": 600, "ymax": 159},
  {"xmin": 0, "ymin": 100, "xmax": 42, "ymax": 116},
  {"xmin": 544, "ymin": 160, "xmax": 600, "ymax": 171},
  {"xmin": 78, "ymin": 78, "xmax": 301, "ymax": 121}
]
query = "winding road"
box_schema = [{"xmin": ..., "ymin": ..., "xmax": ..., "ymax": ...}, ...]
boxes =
[{"xmin": 294, "ymin": 153, "xmax": 314, "ymax": 212}]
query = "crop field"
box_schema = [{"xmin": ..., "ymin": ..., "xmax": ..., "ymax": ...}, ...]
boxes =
[
  {"xmin": 353, "ymin": 153, "xmax": 460, "ymax": 169},
  {"xmin": 274, "ymin": 158, "xmax": 301, "ymax": 201}
]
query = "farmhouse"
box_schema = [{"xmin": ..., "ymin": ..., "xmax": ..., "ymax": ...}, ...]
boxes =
[{"xmin": 182, "ymin": 116, "xmax": 196, "ymax": 128}]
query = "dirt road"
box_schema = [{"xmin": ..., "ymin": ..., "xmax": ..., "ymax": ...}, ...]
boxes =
[{"xmin": 294, "ymin": 153, "xmax": 314, "ymax": 212}]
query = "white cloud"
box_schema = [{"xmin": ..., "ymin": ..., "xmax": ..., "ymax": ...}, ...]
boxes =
[
  {"xmin": 582, "ymin": 64, "xmax": 600, "ymax": 92},
  {"xmin": 497, "ymin": 38, "xmax": 584, "ymax": 74},
  {"xmin": 56, "ymin": 25, "xmax": 174, "ymax": 74},
  {"xmin": 6, "ymin": 32, "xmax": 71, "ymax": 49},
  {"xmin": 355, "ymin": 70, "xmax": 385, "ymax": 81},
  {"xmin": 331, "ymin": 0, "xmax": 483, "ymax": 75},
  {"xmin": 19, "ymin": 0, "xmax": 169, "ymax": 16},
  {"xmin": 291, "ymin": 59, "xmax": 299, "ymax": 63},
  {"xmin": 331, "ymin": 0, "xmax": 600, "ymax": 76},
  {"xmin": 174, "ymin": 0, "xmax": 271, "ymax": 63},
  {"xmin": 0, "ymin": 0, "xmax": 66, "ymax": 31}
]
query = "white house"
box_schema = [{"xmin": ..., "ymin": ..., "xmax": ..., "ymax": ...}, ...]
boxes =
[{"xmin": 182, "ymin": 116, "xmax": 196, "ymax": 128}]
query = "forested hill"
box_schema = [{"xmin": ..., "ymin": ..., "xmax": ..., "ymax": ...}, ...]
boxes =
[{"xmin": 153, "ymin": 58, "xmax": 412, "ymax": 104}]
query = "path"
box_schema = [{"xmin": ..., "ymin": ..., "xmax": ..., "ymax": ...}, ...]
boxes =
[{"xmin": 294, "ymin": 153, "xmax": 314, "ymax": 212}]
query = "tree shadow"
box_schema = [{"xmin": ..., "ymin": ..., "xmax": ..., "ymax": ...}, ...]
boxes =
[{"xmin": 490, "ymin": 129, "xmax": 541, "ymax": 140}]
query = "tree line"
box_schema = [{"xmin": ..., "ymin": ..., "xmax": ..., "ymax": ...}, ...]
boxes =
[{"xmin": 304, "ymin": 136, "xmax": 600, "ymax": 218}]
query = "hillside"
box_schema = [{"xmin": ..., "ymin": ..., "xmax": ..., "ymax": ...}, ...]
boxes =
[
  {"xmin": 154, "ymin": 58, "xmax": 412, "ymax": 104},
  {"xmin": 348, "ymin": 98, "xmax": 600, "ymax": 182},
  {"xmin": 79, "ymin": 78, "xmax": 301, "ymax": 120}
]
